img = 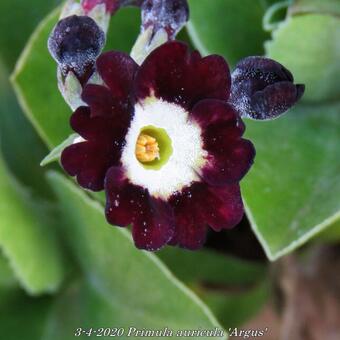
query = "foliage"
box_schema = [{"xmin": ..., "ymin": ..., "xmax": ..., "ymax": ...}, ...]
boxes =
[{"xmin": 0, "ymin": 0, "xmax": 338, "ymax": 337}]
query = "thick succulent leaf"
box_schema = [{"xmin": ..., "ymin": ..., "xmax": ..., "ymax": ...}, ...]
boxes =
[
  {"xmin": 0, "ymin": 288, "xmax": 53, "ymax": 340},
  {"xmin": 318, "ymin": 220, "xmax": 340, "ymax": 243},
  {"xmin": 11, "ymin": 6, "xmax": 140, "ymax": 149},
  {"xmin": 243, "ymin": 103, "xmax": 340, "ymax": 260},
  {"xmin": 0, "ymin": 276, "xmax": 225, "ymax": 340},
  {"xmin": 0, "ymin": 278, "xmax": 265, "ymax": 339},
  {"xmin": 247, "ymin": 10, "xmax": 340, "ymax": 259},
  {"xmin": 0, "ymin": 154, "xmax": 65, "ymax": 294},
  {"xmin": 11, "ymin": 8, "xmax": 71, "ymax": 149},
  {"xmin": 187, "ymin": 0, "xmax": 270, "ymax": 67},
  {"xmin": 290, "ymin": 0, "xmax": 340, "ymax": 16},
  {"xmin": 47, "ymin": 171, "xmax": 226, "ymax": 338},
  {"xmin": 0, "ymin": 255, "xmax": 18, "ymax": 289},
  {"xmin": 158, "ymin": 248, "xmax": 268, "ymax": 328},
  {"xmin": 0, "ymin": 0, "xmax": 57, "ymax": 69},
  {"xmin": 263, "ymin": 1, "xmax": 291, "ymax": 32},
  {"xmin": 0, "ymin": 59, "xmax": 52, "ymax": 198},
  {"xmin": 265, "ymin": 14, "xmax": 340, "ymax": 103},
  {"xmin": 42, "ymin": 279, "xmax": 223, "ymax": 340},
  {"xmin": 158, "ymin": 247, "xmax": 266, "ymax": 286},
  {"xmin": 105, "ymin": 6, "xmax": 140, "ymax": 51},
  {"xmin": 200, "ymin": 281, "xmax": 269, "ymax": 328}
]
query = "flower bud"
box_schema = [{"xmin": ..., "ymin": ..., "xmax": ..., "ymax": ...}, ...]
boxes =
[
  {"xmin": 81, "ymin": 0, "xmax": 144, "ymax": 14},
  {"xmin": 230, "ymin": 56, "xmax": 305, "ymax": 120},
  {"xmin": 48, "ymin": 15, "xmax": 105, "ymax": 84},
  {"xmin": 81, "ymin": 0, "xmax": 120, "ymax": 14},
  {"xmin": 141, "ymin": 0, "xmax": 189, "ymax": 38}
]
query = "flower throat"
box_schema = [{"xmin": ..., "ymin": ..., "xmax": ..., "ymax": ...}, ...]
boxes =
[{"xmin": 135, "ymin": 126, "xmax": 173, "ymax": 170}]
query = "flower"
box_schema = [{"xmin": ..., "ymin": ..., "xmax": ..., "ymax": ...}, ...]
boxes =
[
  {"xmin": 229, "ymin": 56, "xmax": 305, "ymax": 120},
  {"xmin": 61, "ymin": 41, "xmax": 255, "ymax": 251}
]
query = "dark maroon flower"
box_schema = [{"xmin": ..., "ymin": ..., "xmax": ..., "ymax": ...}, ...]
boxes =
[
  {"xmin": 229, "ymin": 56, "xmax": 305, "ymax": 120},
  {"xmin": 61, "ymin": 41, "xmax": 255, "ymax": 251},
  {"xmin": 48, "ymin": 15, "xmax": 105, "ymax": 83}
]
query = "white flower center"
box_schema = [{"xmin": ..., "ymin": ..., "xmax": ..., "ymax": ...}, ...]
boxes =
[{"xmin": 121, "ymin": 98, "xmax": 207, "ymax": 200}]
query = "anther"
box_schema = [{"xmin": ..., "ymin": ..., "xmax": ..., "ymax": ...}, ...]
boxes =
[{"xmin": 135, "ymin": 133, "xmax": 160, "ymax": 163}]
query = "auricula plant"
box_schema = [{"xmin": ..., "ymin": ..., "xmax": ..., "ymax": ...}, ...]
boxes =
[{"xmin": 48, "ymin": 0, "xmax": 304, "ymax": 251}]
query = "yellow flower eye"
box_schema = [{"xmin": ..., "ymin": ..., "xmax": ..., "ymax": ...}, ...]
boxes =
[{"xmin": 135, "ymin": 133, "xmax": 160, "ymax": 163}]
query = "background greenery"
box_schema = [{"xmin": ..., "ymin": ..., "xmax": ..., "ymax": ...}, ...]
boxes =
[{"xmin": 0, "ymin": 0, "xmax": 339, "ymax": 339}]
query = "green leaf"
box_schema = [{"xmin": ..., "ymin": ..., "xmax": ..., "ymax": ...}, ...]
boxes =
[
  {"xmin": 158, "ymin": 247, "xmax": 266, "ymax": 286},
  {"xmin": 158, "ymin": 248, "xmax": 269, "ymax": 328},
  {"xmin": 0, "ymin": 0, "xmax": 57, "ymax": 69},
  {"xmin": 104, "ymin": 7, "xmax": 140, "ymax": 52},
  {"xmin": 317, "ymin": 220, "xmax": 340, "ymax": 243},
  {"xmin": 11, "ymin": 8, "xmax": 71, "ymax": 149},
  {"xmin": 43, "ymin": 279, "xmax": 223, "ymax": 340},
  {"xmin": 0, "ymin": 59, "xmax": 52, "ymax": 198},
  {"xmin": 0, "ymin": 289, "xmax": 53, "ymax": 340},
  {"xmin": 290, "ymin": 0, "xmax": 340, "ymax": 16},
  {"xmin": 11, "ymin": 6, "xmax": 141, "ymax": 149},
  {"xmin": 200, "ymin": 281, "xmax": 269, "ymax": 328},
  {"xmin": 47, "ymin": 171, "xmax": 226, "ymax": 338},
  {"xmin": 0, "ymin": 154, "xmax": 65, "ymax": 295},
  {"xmin": 0, "ymin": 254, "xmax": 18, "ymax": 290},
  {"xmin": 187, "ymin": 0, "xmax": 270, "ymax": 68},
  {"xmin": 0, "ymin": 276, "xmax": 226, "ymax": 340},
  {"xmin": 263, "ymin": 1, "xmax": 291, "ymax": 32},
  {"xmin": 40, "ymin": 133, "xmax": 78, "ymax": 167},
  {"xmin": 265, "ymin": 14, "xmax": 340, "ymax": 103},
  {"xmin": 243, "ymin": 103, "xmax": 340, "ymax": 260},
  {"xmin": 253, "ymin": 12, "xmax": 340, "ymax": 257}
]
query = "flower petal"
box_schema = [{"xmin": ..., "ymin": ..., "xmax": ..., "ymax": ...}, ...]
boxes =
[
  {"xmin": 61, "ymin": 141, "xmax": 116, "ymax": 191},
  {"xmin": 202, "ymin": 132, "xmax": 255, "ymax": 186},
  {"xmin": 70, "ymin": 105, "xmax": 129, "ymax": 143},
  {"xmin": 190, "ymin": 99, "xmax": 239, "ymax": 129},
  {"xmin": 105, "ymin": 167, "xmax": 174, "ymax": 251},
  {"xmin": 170, "ymin": 182, "xmax": 244, "ymax": 247},
  {"xmin": 96, "ymin": 51, "xmax": 138, "ymax": 102},
  {"xmin": 206, "ymin": 184, "xmax": 244, "ymax": 231},
  {"xmin": 81, "ymin": 84, "xmax": 129, "ymax": 117},
  {"xmin": 105, "ymin": 166, "xmax": 136, "ymax": 227},
  {"xmin": 191, "ymin": 100, "xmax": 255, "ymax": 185},
  {"xmin": 132, "ymin": 196, "xmax": 174, "ymax": 251},
  {"xmin": 167, "ymin": 212, "xmax": 207, "ymax": 250},
  {"xmin": 135, "ymin": 41, "xmax": 230, "ymax": 110}
]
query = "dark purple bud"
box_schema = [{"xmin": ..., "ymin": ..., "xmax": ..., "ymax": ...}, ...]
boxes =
[
  {"xmin": 81, "ymin": 0, "xmax": 120, "ymax": 14},
  {"xmin": 229, "ymin": 56, "xmax": 305, "ymax": 120},
  {"xmin": 48, "ymin": 15, "xmax": 105, "ymax": 84},
  {"xmin": 141, "ymin": 0, "xmax": 189, "ymax": 38},
  {"xmin": 81, "ymin": 0, "xmax": 144, "ymax": 14}
]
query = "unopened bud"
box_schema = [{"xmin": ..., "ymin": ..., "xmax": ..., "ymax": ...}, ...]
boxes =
[
  {"xmin": 141, "ymin": 0, "xmax": 189, "ymax": 39},
  {"xmin": 81, "ymin": 0, "xmax": 120, "ymax": 14},
  {"xmin": 230, "ymin": 56, "xmax": 305, "ymax": 120},
  {"xmin": 48, "ymin": 15, "xmax": 105, "ymax": 84}
]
